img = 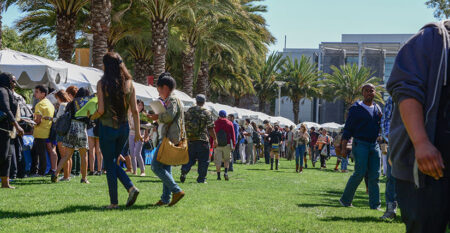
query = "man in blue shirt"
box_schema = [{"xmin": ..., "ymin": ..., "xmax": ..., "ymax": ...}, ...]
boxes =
[
  {"xmin": 339, "ymin": 84, "xmax": 382, "ymax": 209},
  {"xmin": 380, "ymin": 96, "xmax": 397, "ymax": 220},
  {"xmin": 227, "ymin": 114, "xmax": 239, "ymax": 172}
]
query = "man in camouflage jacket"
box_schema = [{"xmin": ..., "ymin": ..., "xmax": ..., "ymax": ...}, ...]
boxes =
[{"xmin": 180, "ymin": 94, "xmax": 217, "ymax": 183}]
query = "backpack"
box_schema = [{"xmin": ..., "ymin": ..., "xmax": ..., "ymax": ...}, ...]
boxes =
[
  {"xmin": 252, "ymin": 131, "xmax": 261, "ymax": 144},
  {"xmin": 55, "ymin": 111, "xmax": 72, "ymax": 137},
  {"xmin": 217, "ymin": 129, "xmax": 228, "ymax": 147}
]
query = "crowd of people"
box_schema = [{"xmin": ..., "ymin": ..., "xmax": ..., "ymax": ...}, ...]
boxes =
[{"xmin": 0, "ymin": 20, "xmax": 449, "ymax": 232}]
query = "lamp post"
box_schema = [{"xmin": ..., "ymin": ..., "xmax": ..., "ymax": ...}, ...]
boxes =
[{"xmin": 274, "ymin": 81, "xmax": 285, "ymax": 116}]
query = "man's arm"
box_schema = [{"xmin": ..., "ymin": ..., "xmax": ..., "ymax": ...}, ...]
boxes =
[
  {"xmin": 208, "ymin": 127, "xmax": 218, "ymax": 148},
  {"xmin": 399, "ymin": 98, "xmax": 444, "ymax": 180}
]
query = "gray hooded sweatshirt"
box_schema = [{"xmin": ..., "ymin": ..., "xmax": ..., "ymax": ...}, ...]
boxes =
[{"xmin": 387, "ymin": 21, "xmax": 449, "ymax": 188}]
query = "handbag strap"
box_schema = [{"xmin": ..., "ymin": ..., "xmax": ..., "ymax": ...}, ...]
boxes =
[{"xmin": 163, "ymin": 97, "xmax": 185, "ymax": 141}]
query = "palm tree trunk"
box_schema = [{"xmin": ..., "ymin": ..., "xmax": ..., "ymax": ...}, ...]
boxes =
[
  {"xmin": 55, "ymin": 13, "xmax": 77, "ymax": 62},
  {"xmin": 258, "ymin": 96, "xmax": 266, "ymax": 112},
  {"xmin": 0, "ymin": 14, "xmax": 3, "ymax": 49},
  {"xmin": 91, "ymin": 0, "xmax": 112, "ymax": 69},
  {"xmin": 196, "ymin": 61, "xmax": 209, "ymax": 96},
  {"xmin": 0, "ymin": 13, "xmax": 3, "ymax": 49},
  {"xmin": 292, "ymin": 98, "xmax": 300, "ymax": 124},
  {"xmin": 181, "ymin": 45, "xmax": 195, "ymax": 97},
  {"xmin": 134, "ymin": 58, "xmax": 152, "ymax": 85},
  {"xmin": 151, "ymin": 18, "xmax": 168, "ymax": 83}
]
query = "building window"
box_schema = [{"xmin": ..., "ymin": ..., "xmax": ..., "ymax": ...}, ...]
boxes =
[
  {"xmin": 384, "ymin": 56, "xmax": 396, "ymax": 82},
  {"xmin": 345, "ymin": 56, "xmax": 359, "ymax": 66}
]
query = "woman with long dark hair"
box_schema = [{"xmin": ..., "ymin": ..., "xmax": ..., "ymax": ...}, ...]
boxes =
[
  {"xmin": 52, "ymin": 87, "xmax": 91, "ymax": 183},
  {"xmin": 54, "ymin": 90, "xmax": 72, "ymax": 181},
  {"xmin": 90, "ymin": 52, "xmax": 141, "ymax": 209},
  {"xmin": 0, "ymin": 73, "xmax": 24, "ymax": 189}
]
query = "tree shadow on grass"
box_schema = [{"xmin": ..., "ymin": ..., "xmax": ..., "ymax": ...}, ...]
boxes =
[
  {"xmin": 10, "ymin": 179, "xmax": 52, "ymax": 185},
  {"xmin": 0, "ymin": 203, "xmax": 160, "ymax": 220},
  {"xmin": 297, "ymin": 203, "xmax": 341, "ymax": 208},
  {"xmin": 136, "ymin": 179, "xmax": 162, "ymax": 183},
  {"xmin": 319, "ymin": 216, "xmax": 403, "ymax": 223}
]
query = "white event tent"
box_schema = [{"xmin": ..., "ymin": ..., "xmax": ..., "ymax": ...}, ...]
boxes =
[{"xmin": 0, "ymin": 49, "xmax": 296, "ymax": 126}]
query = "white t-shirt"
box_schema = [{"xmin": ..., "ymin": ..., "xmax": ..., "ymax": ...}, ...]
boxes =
[
  {"xmin": 359, "ymin": 101, "xmax": 374, "ymax": 117},
  {"xmin": 245, "ymin": 125, "xmax": 254, "ymax": 144}
]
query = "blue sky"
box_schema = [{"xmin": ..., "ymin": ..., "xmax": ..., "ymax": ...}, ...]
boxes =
[{"xmin": 2, "ymin": 0, "xmax": 438, "ymax": 52}]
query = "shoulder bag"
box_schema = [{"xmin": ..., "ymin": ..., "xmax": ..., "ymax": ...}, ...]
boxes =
[{"xmin": 156, "ymin": 98, "xmax": 189, "ymax": 165}]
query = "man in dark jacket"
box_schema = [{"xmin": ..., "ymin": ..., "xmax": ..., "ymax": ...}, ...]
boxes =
[
  {"xmin": 339, "ymin": 84, "xmax": 382, "ymax": 210},
  {"xmin": 386, "ymin": 22, "xmax": 449, "ymax": 232},
  {"xmin": 181, "ymin": 94, "xmax": 217, "ymax": 184}
]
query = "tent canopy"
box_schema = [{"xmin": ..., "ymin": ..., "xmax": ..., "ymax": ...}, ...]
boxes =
[{"xmin": 0, "ymin": 49, "xmax": 68, "ymax": 89}]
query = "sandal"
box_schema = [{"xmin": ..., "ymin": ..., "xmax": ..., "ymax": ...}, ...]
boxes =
[{"xmin": 80, "ymin": 179, "xmax": 90, "ymax": 184}]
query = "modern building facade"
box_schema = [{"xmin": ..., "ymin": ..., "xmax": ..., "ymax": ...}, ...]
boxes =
[{"xmin": 276, "ymin": 33, "xmax": 413, "ymax": 124}]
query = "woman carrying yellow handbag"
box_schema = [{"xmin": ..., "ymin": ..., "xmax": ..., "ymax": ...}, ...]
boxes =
[{"xmin": 147, "ymin": 73, "xmax": 186, "ymax": 207}]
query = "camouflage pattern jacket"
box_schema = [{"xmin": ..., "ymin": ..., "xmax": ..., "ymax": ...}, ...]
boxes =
[{"xmin": 184, "ymin": 105, "xmax": 214, "ymax": 142}]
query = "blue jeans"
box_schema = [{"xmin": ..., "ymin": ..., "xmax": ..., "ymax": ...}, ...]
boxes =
[
  {"xmin": 341, "ymin": 157, "xmax": 348, "ymax": 170},
  {"xmin": 385, "ymin": 149, "xmax": 396, "ymax": 205},
  {"xmin": 151, "ymin": 144, "xmax": 182, "ymax": 204},
  {"xmin": 99, "ymin": 123, "xmax": 134, "ymax": 205},
  {"xmin": 295, "ymin": 144, "xmax": 306, "ymax": 167},
  {"xmin": 181, "ymin": 141, "xmax": 210, "ymax": 183},
  {"xmin": 340, "ymin": 139, "xmax": 381, "ymax": 209}
]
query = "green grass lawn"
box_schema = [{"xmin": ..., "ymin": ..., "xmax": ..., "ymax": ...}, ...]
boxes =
[{"xmin": 0, "ymin": 157, "xmax": 405, "ymax": 233}]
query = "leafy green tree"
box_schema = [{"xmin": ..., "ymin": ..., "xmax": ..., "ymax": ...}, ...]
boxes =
[
  {"xmin": 254, "ymin": 52, "xmax": 285, "ymax": 113},
  {"xmin": 279, "ymin": 56, "xmax": 321, "ymax": 124},
  {"xmin": 323, "ymin": 64, "xmax": 385, "ymax": 117},
  {"xmin": 2, "ymin": 26, "xmax": 57, "ymax": 59},
  {"xmin": 0, "ymin": 0, "xmax": 18, "ymax": 49},
  {"xmin": 426, "ymin": 0, "xmax": 450, "ymax": 19}
]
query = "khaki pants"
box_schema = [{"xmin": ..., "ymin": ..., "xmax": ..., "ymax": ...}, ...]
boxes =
[{"xmin": 214, "ymin": 145, "xmax": 232, "ymax": 166}]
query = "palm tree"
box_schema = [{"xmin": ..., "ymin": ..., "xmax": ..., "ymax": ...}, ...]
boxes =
[
  {"xmin": 323, "ymin": 64, "xmax": 385, "ymax": 117},
  {"xmin": 16, "ymin": 0, "xmax": 88, "ymax": 62},
  {"xmin": 126, "ymin": 39, "xmax": 152, "ymax": 84},
  {"xmin": 0, "ymin": 0, "xmax": 18, "ymax": 49},
  {"xmin": 254, "ymin": 52, "xmax": 285, "ymax": 113},
  {"xmin": 108, "ymin": 0, "xmax": 146, "ymax": 51},
  {"xmin": 91, "ymin": 0, "xmax": 111, "ymax": 69},
  {"xmin": 279, "ymin": 56, "xmax": 321, "ymax": 124},
  {"xmin": 140, "ymin": 0, "xmax": 191, "ymax": 82},
  {"xmin": 195, "ymin": 0, "xmax": 274, "ymax": 97}
]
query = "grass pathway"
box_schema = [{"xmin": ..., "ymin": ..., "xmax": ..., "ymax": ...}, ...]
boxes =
[{"xmin": 0, "ymin": 157, "xmax": 404, "ymax": 232}]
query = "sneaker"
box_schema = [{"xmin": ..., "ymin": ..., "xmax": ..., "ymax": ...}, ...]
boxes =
[
  {"xmin": 126, "ymin": 187, "xmax": 140, "ymax": 207},
  {"xmin": 168, "ymin": 191, "xmax": 185, "ymax": 207},
  {"xmin": 339, "ymin": 199, "xmax": 353, "ymax": 207},
  {"xmin": 180, "ymin": 173, "xmax": 186, "ymax": 183},
  {"xmin": 140, "ymin": 173, "xmax": 146, "ymax": 177},
  {"xmin": 45, "ymin": 170, "xmax": 55, "ymax": 176},
  {"xmin": 154, "ymin": 200, "xmax": 167, "ymax": 207},
  {"xmin": 380, "ymin": 210, "xmax": 397, "ymax": 220},
  {"xmin": 59, "ymin": 177, "xmax": 71, "ymax": 182},
  {"xmin": 51, "ymin": 174, "xmax": 58, "ymax": 183},
  {"xmin": 224, "ymin": 174, "xmax": 229, "ymax": 181}
]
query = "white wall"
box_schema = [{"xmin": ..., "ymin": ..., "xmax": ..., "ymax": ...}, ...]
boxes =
[{"xmin": 275, "ymin": 96, "xmax": 313, "ymax": 123}]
